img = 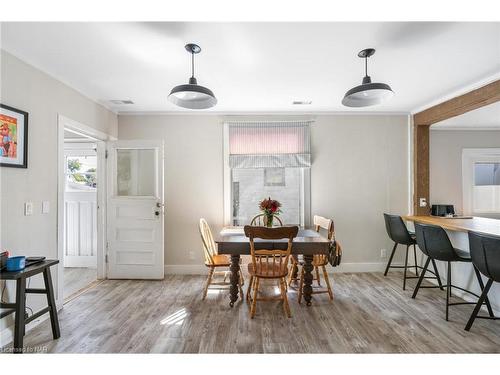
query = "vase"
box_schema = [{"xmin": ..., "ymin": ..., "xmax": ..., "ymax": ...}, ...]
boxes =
[{"xmin": 265, "ymin": 214, "xmax": 274, "ymax": 227}]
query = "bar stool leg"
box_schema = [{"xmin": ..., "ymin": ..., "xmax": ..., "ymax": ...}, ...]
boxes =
[
  {"xmin": 413, "ymin": 244, "xmax": 419, "ymax": 277},
  {"xmin": 431, "ymin": 259, "xmax": 444, "ymax": 290},
  {"xmin": 412, "ymin": 257, "xmax": 430, "ymax": 298},
  {"xmin": 403, "ymin": 245, "xmax": 410, "ymax": 290},
  {"xmin": 446, "ymin": 261, "xmax": 451, "ymax": 321},
  {"xmin": 472, "ymin": 265, "xmax": 495, "ymax": 318},
  {"xmin": 465, "ymin": 278, "xmax": 494, "ymax": 331},
  {"xmin": 384, "ymin": 242, "xmax": 398, "ymax": 276}
]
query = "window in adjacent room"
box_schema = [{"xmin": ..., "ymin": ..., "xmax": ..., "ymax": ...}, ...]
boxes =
[
  {"xmin": 462, "ymin": 149, "xmax": 500, "ymax": 218},
  {"xmin": 472, "ymin": 162, "xmax": 500, "ymax": 213}
]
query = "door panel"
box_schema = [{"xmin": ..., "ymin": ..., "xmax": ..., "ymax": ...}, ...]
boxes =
[{"xmin": 107, "ymin": 140, "xmax": 164, "ymax": 279}]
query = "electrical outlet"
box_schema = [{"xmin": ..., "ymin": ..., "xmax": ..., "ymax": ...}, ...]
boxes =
[
  {"xmin": 188, "ymin": 251, "xmax": 195, "ymax": 260},
  {"xmin": 380, "ymin": 249, "xmax": 387, "ymax": 258},
  {"xmin": 419, "ymin": 197, "xmax": 427, "ymax": 207},
  {"xmin": 24, "ymin": 201, "xmax": 33, "ymax": 216}
]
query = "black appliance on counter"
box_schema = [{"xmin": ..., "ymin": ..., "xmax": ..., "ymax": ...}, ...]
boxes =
[{"xmin": 431, "ymin": 204, "xmax": 455, "ymax": 217}]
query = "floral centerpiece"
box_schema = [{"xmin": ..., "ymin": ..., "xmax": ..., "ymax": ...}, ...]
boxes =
[{"xmin": 259, "ymin": 197, "xmax": 282, "ymax": 227}]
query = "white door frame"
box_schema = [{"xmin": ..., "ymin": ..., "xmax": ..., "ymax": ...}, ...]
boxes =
[{"xmin": 57, "ymin": 114, "xmax": 115, "ymax": 306}]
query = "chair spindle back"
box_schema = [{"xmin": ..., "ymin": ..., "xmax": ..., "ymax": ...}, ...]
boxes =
[
  {"xmin": 244, "ymin": 225, "xmax": 298, "ymax": 277},
  {"xmin": 199, "ymin": 218, "xmax": 217, "ymax": 265}
]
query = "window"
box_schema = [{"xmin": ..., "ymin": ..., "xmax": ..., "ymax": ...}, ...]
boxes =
[
  {"xmin": 474, "ymin": 163, "xmax": 500, "ymax": 186},
  {"xmin": 65, "ymin": 155, "xmax": 97, "ymax": 192},
  {"xmin": 462, "ymin": 149, "xmax": 500, "ymax": 217},
  {"xmin": 473, "ymin": 162, "xmax": 500, "ymax": 213},
  {"xmin": 116, "ymin": 149, "xmax": 155, "ymax": 196},
  {"xmin": 264, "ymin": 168, "xmax": 285, "ymax": 186},
  {"xmin": 224, "ymin": 121, "xmax": 312, "ymax": 226}
]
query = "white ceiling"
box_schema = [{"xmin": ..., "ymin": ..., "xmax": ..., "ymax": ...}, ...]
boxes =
[
  {"xmin": 432, "ymin": 101, "xmax": 500, "ymax": 130},
  {"xmin": 1, "ymin": 22, "xmax": 499, "ymax": 114}
]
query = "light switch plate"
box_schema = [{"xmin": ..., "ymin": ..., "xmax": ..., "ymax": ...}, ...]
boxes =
[
  {"xmin": 24, "ymin": 201, "xmax": 33, "ymax": 216},
  {"xmin": 42, "ymin": 201, "xmax": 50, "ymax": 214}
]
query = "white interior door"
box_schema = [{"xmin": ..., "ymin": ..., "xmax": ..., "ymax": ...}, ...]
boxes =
[{"xmin": 107, "ymin": 140, "xmax": 164, "ymax": 279}]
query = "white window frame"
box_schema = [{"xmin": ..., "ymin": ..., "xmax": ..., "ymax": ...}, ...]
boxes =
[
  {"xmin": 462, "ymin": 148, "xmax": 500, "ymax": 216},
  {"xmin": 223, "ymin": 123, "xmax": 311, "ymax": 227}
]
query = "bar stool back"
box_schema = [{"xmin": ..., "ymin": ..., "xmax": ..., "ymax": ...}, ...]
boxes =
[
  {"xmin": 383, "ymin": 213, "xmax": 421, "ymax": 290},
  {"xmin": 465, "ymin": 231, "xmax": 499, "ymax": 331},
  {"xmin": 413, "ymin": 223, "xmax": 494, "ymax": 321}
]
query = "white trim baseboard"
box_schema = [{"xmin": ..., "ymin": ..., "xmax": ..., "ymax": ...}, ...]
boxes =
[{"xmin": 164, "ymin": 262, "xmax": 389, "ymax": 275}]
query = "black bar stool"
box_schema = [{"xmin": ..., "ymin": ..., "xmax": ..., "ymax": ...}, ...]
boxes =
[
  {"xmin": 465, "ymin": 231, "xmax": 499, "ymax": 331},
  {"xmin": 412, "ymin": 223, "xmax": 494, "ymax": 321},
  {"xmin": 383, "ymin": 213, "xmax": 442, "ymax": 290}
]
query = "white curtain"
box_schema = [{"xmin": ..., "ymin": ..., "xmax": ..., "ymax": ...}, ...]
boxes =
[{"xmin": 226, "ymin": 120, "xmax": 312, "ymax": 168}]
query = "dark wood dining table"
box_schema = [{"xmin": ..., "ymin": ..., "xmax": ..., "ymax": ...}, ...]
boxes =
[{"xmin": 216, "ymin": 227, "xmax": 331, "ymax": 307}]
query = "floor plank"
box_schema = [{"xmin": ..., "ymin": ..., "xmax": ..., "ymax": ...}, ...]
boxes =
[
  {"xmin": 63, "ymin": 267, "xmax": 97, "ymax": 300},
  {"xmin": 8, "ymin": 272, "xmax": 500, "ymax": 353}
]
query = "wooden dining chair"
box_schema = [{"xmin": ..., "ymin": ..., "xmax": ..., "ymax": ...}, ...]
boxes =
[
  {"xmin": 244, "ymin": 225, "xmax": 298, "ymax": 318},
  {"xmin": 199, "ymin": 218, "xmax": 243, "ymax": 300},
  {"xmin": 250, "ymin": 214, "xmax": 283, "ymax": 227},
  {"xmin": 289, "ymin": 215, "xmax": 335, "ymax": 303}
]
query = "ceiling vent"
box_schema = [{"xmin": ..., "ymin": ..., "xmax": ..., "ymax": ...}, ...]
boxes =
[
  {"xmin": 292, "ymin": 100, "xmax": 312, "ymax": 105},
  {"xmin": 109, "ymin": 99, "xmax": 134, "ymax": 105}
]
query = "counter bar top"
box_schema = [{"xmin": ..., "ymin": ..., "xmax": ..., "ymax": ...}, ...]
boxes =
[{"xmin": 403, "ymin": 216, "xmax": 500, "ymax": 238}]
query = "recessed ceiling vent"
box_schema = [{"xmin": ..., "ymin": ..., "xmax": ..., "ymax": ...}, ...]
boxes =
[
  {"xmin": 109, "ymin": 99, "xmax": 134, "ymax": 105},
  {"xmin": 292, "ymin": 100, "xmax": 312, "ymax": 105}
]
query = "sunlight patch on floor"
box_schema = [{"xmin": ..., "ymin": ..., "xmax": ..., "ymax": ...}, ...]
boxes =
[{"xmin": 160, "ymin": 308, "xmax": 188, "ymax": 326}]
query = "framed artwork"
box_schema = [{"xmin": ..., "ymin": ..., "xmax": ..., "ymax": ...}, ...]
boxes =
[{"xmin": 0, "ymin": 104, "xmax": 28, "ymax": 168}]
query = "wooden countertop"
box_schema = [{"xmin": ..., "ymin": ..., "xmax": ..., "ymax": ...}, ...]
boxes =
[{"xmin": 403, "ymin": 216, "xmax": 500, "ymax": 238}]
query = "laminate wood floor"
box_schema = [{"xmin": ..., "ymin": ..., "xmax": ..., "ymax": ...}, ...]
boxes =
[
  {"xmin": 63, "ymin": 267, "xmax": 97, "ymax": 300},
  {"xmin": 13, "ymin": 272, "xmax": 500, "ymax": 353}
]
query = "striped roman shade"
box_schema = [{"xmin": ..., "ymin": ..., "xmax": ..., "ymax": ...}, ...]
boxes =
[{"xmin": 227, "ymin": 121, "xmax": 312, "ymax": 168}]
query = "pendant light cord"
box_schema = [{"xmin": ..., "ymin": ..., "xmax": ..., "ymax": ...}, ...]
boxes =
[
  {"xmin": 191, "ymin": 52, "xmax": 195, "ymax": 78},
  {"xmin": 365, "ymin": 56, "xmax": 368, "ymax": 77}
]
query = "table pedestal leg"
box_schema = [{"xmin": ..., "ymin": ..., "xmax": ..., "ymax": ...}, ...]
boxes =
[
  {"xmin": 302, "ymin": 255, "xmax": 314, "ymax": 306},
  {"xmin": 229, "ymin": 255, "xmax": 241, "ymax": 307},
  {"xmin": 291, "ymin": 256, "xmax": 299, "ymax": 281}
]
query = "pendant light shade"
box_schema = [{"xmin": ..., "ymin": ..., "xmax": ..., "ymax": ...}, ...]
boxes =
[
  {"xmin": 168, "ymin": 44, "xmax": 217, "ymax": 109},
  {"xmin": 342, "ymin": 48, "xmax": 394, "ymax": 108}
]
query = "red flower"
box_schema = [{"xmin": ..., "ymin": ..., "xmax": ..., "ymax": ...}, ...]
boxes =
[{"xmin": 259, "ymin": 197, "xmax": 281, "ymax": 215}]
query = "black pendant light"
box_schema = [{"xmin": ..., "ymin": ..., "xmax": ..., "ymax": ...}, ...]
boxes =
[
  {"xmin": 342, "ymin": 48, "xmax": 394, "ymax": 107},
  {"xmin": 168, "ymin": 43, "xmax": 217, "ymax": 109}
]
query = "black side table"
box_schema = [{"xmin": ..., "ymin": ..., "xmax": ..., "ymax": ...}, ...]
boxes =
[{"xmin": 1, "ymin": 260, "xmax": 60, "ymax": 353}]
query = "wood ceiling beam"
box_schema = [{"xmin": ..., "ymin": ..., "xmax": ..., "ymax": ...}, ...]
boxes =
[
  {"xmin": 412, "ymin": 79, "xmax": 500, "ymax": 216},
  {"xmin": 414, "ymin": 79, "xmax": 500, "ymax": 126}
]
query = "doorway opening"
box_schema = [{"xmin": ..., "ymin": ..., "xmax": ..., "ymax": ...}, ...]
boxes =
[
  {"xmin": 63, "ymin": 132, "xmax": 99, "ymax": 300},
  {"xmin": 57, "ymin": 115, "xmax": 110, "ymax": 306}
]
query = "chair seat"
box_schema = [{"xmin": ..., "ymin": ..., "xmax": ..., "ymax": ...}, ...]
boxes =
[
  {"xmin": 454, "ymin": 248, "xmax": 471, "ymax": 262},
  {"xmin": 205, "ymin": 254, "xmax": 231, "ymax": 267},
  {"xmin": 248, "ymin": 262, "xmax": 287, "ymax": 278}
]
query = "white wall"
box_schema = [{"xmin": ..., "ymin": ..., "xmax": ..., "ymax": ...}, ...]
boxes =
[
  {"xmin": 430, "ymin": 129, "xmax": 500, "ymax": 214},
  {"xmin": 0, "ymin": 50, "xmax": 117, "ymax": 338},
  {"xmin": 118, "ymin": 114, "xmax": 410, "ymax": 272}
]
